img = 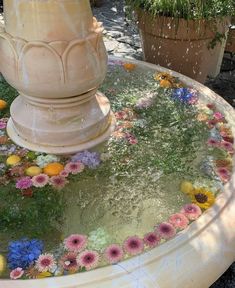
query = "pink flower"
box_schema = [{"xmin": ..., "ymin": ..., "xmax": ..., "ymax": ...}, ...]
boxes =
[
  {"xmin": 10, "ymin": 267, "xmax": 24, "ymax": 280},
  {"xmin": 60, "ymin": 170, "xmax": 69, "ymax": 177},
  {"xmin": 35, "ymin": 253, "xmax": 55, "ymax": 272},
  {"xmin": 207, "ymin": 119, "xmax": 217, "ymax": 129},
  {"xmin": 207, "ymin": 138, "xmax": 219, "ymax": 147},
  {"xmin": 64, "ymin": 162, "xmax": 85, "ymax": 175},
  {"xmin": 155, "ymin": 222, "xmax": 176, "ymax": 240},
  {"xmin": 143, "ymin": 232, "xmax": 161, "ymax": 248},
  {"xmin": 78, "ymin": 250, "xmax": 100, "ymax": 270},
  {"xmin": 64, "ymin": 234, "xmax": 87, "ymax": 252},
  {"xmin": 125, "ymin": 133, "xmax": 138, "ymax": 145},
  {"xmin": 213, "ymin": 112, "xmax": 224, "ymax": 121},
  {"xmin": 32, "ymin": 174, "xmax": 49, "ymax": 188},
  {"xmin": 216, "ymin": 167, "xmax": 231, "ymax": 183},
  {"xmin": 207, "ymin": 103, "xmax": 216, "ymax": 110},
  {"xmin": 180, "ymin": 204, "xmax": 202, "ymax": 220},
  {"xmin": 123, "ymin": 236, "xmax": 144, "ymax": 255},
  {"xmin": 50, "ymin": 175, "xmax": 68, "ymax": 190},
  {"xmin": 104, "ymin": 244, "xmax": 124, "ymax": 264},
  {"xmin": 0, "ymin": 121, "xmax": 7, "ymax": 129},
  {"xmin": 168, "ymin": 213, "xmax": 189, "ymax": 230},
  {"xmin": 115, "ymin": 111, "xmax": 128, "ymax": 120},
  {"xmin": 60, "ymin": 253, "xmax": 79, "ymax": 271},
  {"xmin": 16, "ymin": 177, "xmax": 32, "ymax": 190},
  {"xmin": 220, "ymin": 141, "xmax": 234, "ymax": 153}
]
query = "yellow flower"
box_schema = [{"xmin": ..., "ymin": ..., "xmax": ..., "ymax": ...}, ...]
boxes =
[
  {"xmin": 0, "ymin": 255, "xmax": 6, "ymax": 275},
  {"xmin": 0, "ymin": 100, "xmax": 7, "ymax": 110},
  {"xmin": 191, "ymin": 188, "xmax": 216, "ymax": 209},
  {"xmin": 154, "ymin": 72, "xmax": 174, "ymax": 82},
  {"xmin": 197, "ymin": 113, "xmax": 208, "ymax": 122},
  {"xmin": 6, "ymin": 155, "xmax": 21, "ymax": 166},
  {"xmin": 123, "ymin": 63, "xmax": 136, "ymax": 72},
  {"xmin": 180, "ymin": 181, "xmax": 194, "ymax": 194},
  {"xmin": 159, "ymin": 79, "xmax": 174, "ymax": 88},
  {"xmin": 26, "ymin": 166, "xmax": 42, "ymax": 177}
]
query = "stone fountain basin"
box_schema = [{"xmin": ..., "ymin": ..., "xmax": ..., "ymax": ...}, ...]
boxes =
[{"xmin": 1, "ymin": 57, "xmax": 235, "ymax": 288}]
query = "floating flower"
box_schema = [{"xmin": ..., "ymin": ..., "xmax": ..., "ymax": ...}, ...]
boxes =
[
  {"xmin": 0, "ymin": 121, "xmax": 7, "ymax": 129},
  {"xmin": 0, "ymin": 99, "xmax": 7, "ymax": 110},
  {"xmin": 8, "ymin": 239, "xmax": 44, "ymax": 270},
  {"xmin": 43, "ymin": 162, "xmax": 64, "ymax": 176},
  {"xmin": 50, "ymin": 175, "xmax": 68, "ymax": 190},
  {"xmin": 71, "ymin": 151, "xmax": 101, "ymax": 169},
  {"xmin": 88, "ymin": 228, "xmax": 111, "ymax": 251},
  {"xmin": 78, "ymin": 250, "xmax": 100, "ymax": 270},
  {"xmin": 207, "ymin": 103, "xmax": 216, "ymax": 110},
  {"xmin": 35, "ymin": 254, "xmax": 55, "ymax": 272},
  {"xmin": 16, "ymin": 177, "xmax": 32, "ymax": 190},
  {"xmin": 104, "ymin": 244, "xmax": 124, "ymax": 264},
  {"xmin": 25, "ymin": 166, "xmax": 42, "ymax": 177},
  {"xmin": 213, "ymin": 112, "xmax": 224, "ymax": 121},
  {"xmin": 36, "ymin": 154, "xmax": 60, "ymax": 168},
  {"xmin": 172, "ymin": 88, "xmax": 198, "ymax": 104},
  {"xmin": 180, "ymin": 204, "xmax": 202, "ymax": 220},
  {"xmin": 123, "ymin": 236, "xmax": 144, "ymax": 255},
  {"xmin": 207, "ymin": 138, "xmax": 220, "ymax": 148},
  {"xmin": 32, "ymin": 174, "xmax": 49, "ymax": 188},
  {"xmin": 207, "ymin": 119, "xmax": 217, "ymax": 129},
  {"xmin": 191, "ymin": 188, "xmax": 215, "ymax": 209},
  {"xmin": 215, "ymin": 158, "xmax": 232, "ymax": 169},
  {"xmin": 180, "ymin": 181, "xmax": 194, "ymax": 194},
  {"xmin": 154, "ymin": 72, "xmax": 174, "ymax": 83},
  {"xmin": 60, "ymin": 170, "xmax": 69, "ymax": 177},
  {"xmin": 60, "ymin": 253, "xmax": 79, "ymax": 272},
  {"xmin": 168, "ymin": 213, "xmax": 189, "ymax": 230},
  {"xmin": 64, "ymin": 234, "xmax": 87, "ymax": 252},
  {"xmin": 197, "ymin": 113, "xmax": 208, "ymax": 122},
  {"xmin": 122, "ymin": 63, "xmax": 136, "ymax": 72},
  {"xmin": 155, "ymin": 222, "xmax": 176, "ymax": 240},
  {"xmin": 6, "ymin": 155, "xmax": 21, "ymax": 166},
  {"xmin": 220, "ymin": 141, "xmax": 234, "ymax": 153},
  {"xmin": 64, "ymin": 162, "xmax": 84, "ymax": 175},
  {"xmin": 216, "ymin": 167, "xmax": 231, "ymax": 183},
  {"xmin": 10, "ymin": 267, "xmax": 24, "ymax": 280},
  {"xmin": 143, "ymin": 232, "xmax": 161, "ymax": 248}
]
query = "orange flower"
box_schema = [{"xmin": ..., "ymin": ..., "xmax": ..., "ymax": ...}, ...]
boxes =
[
  {"xmin": 154, "ymin": 72, "xmax": 174, "ymax": 82},
  {"xmin": 43, "ymin": 162, "xmax": 64, "ymax": 176},
  {"xmin": 123, "ymin": 63, "xmax": 136, "ymax": 72},
  {"xmin": 197, "ymin": 113, "xmax": 208, "ymax": 122},
  {"xmin": 159, "ymin": 79, "xmax": 174, "ymax": 88},
  {"xmin": 0, "ymin": 100, "xmax": 7, "ymax": 110}
]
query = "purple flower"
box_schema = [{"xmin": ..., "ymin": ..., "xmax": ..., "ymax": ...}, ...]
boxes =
[
  {"xmin": 71, "ymin": 151, "xmax": 101, "ymax": 169},
  {"xmin": 16, "ymin": 177, "xmax": 33, "ymax": 190},
  {"xmin": 172, "ymin": 88, "xmax": 199, "ymax": 104},
  {"xmin": 0, "ymin": 121, "xmax": 7, "ymax": 129}
]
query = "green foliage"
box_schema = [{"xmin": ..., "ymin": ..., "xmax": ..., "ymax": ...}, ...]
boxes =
[{"xmin": 126, "ymin": 0, "xmax": 235, "ymax": 19}]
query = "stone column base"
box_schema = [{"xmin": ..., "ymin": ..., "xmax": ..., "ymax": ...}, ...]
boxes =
[{"xmin": 7, "ymin": 90, "xmax": 116, "ymax": 154}]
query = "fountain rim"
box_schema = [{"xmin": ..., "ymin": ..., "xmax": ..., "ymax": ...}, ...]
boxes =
[{"xmin": 1, "ymin": 56, "xmax": 235, "ymax": 287}]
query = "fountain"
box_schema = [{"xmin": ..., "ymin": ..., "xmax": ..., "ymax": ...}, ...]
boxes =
[{"xmin": 0, "ymin": 1, "xmax": 234, "ymax": 288}]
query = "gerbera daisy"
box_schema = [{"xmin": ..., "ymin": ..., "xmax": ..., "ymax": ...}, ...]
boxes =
[
  {"xmin": 143, "ymin": 232, "xmax": 161, "ymax": 248},
  {"xmin": 123, "ymin": 236, "xmax": 144, "ymax": 255},
  {"xmin": 32, "ymin": 174, "xmax": 49, "ymax": 188},
  {"xmin": 207, "ymin": 138, "xmax": 219, "ymax": 147},
  {"xmin": 64, "ymin": 162, "xmax": 84, "ymax": 175},
  {"xmin": 35, "ymin": 254, "xmax": 55, "ymax": 272},
  {"xmin": 10, "ymin": 268, "xmax": 24, "ymax": 280},
  {"xmin": 77, "ymin": 250, "xmax": 100, "ymax": 270},
  {"xmin": 180, "ymin": 204, "xmax": 202, "ymax": 220},
  {"xmin": 213, "ymin": 112, "xmax": 224, "ymax": 121},
  {"xmin": 50, "ymin": 176, "xmax": 68, "ymax": 190},
  {"xmin": 64, "ymin": 234, "xmax": 87, "ymax": 252},
  {"xmin": 60, "ymin": 253, "xmax": 79, "ymax": 271},
  {"xmin": 220, "ymin": 141, "xmax": 234, "ymax": 153},
  {"xmin": 168, "ymin": 213, "xmax": 189, "ymax": 230},
  {"xmin": 191, "ymin": 188, "xmax": 215, "ymax": 209},
  {"xmin": 216, "ymin": 167, "xmax": 231, "ymax": 183},
  {"xmin": 155, "ymin": 222, "xmax": 176, "ymax": 240},
  {"xmin": 104, "ymin": 244, "xmax": 124, "ymax": 264}
]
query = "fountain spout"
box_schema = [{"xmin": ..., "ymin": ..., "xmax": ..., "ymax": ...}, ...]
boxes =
[{"xmin": 0, "ymin": 0, "xmax": 115, "ymax": 154}]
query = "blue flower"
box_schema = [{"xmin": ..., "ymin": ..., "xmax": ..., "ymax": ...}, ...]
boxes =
[
  {"xmin": 71, "ymin": 150, "xmax": 101, "ymax": 169},
  {"xmin": 7, "ymin": 238, "xmax": 44, "ymax": 270},
  {"xmin": 172, "ymin": 88, "xmax": 198, "ymax": 104}
]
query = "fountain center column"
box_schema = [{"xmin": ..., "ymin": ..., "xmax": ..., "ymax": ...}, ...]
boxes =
[{"xmin": 0, "ymin": 0, "xmax": 115, "ymax": 154}]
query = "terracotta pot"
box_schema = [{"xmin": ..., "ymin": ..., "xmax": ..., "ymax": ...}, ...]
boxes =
[{"xmin": 137, "ymin": 10, "xmax": 230, "ymax": 83}]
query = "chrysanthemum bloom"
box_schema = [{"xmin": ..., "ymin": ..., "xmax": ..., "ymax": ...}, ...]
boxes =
[
  {"xmin": 191, "ymin": 188, "xmax": 215, "ymax": 210},
  {"xmin": 207, "ymin": 119, "xmax": 217, "ymax": 129},
  {"xmin": 64, "ymin": 234, "xmax": 87, "ymax": 252},
  {"xmin": 10, "ymin": 267, "xmax": 24, "ymax": 280},
  {"xmin": 168, "ymin": 213, "xmax": 189, "ymax": 230},
  {"xmin": 60, "ymin": 170, "xmax": 69, "ymax": 177},
  {"xmin": 220, "ymin": 141, "xmax": 234, "ymax": 153},
  {"xmin": 64, "ymin": 162, "xmax": 84, "ymax": 175},
  {"xmin": 71, "ymin": 151, "xmax": 101, "ymax": 169},
  {"xmin": 60, "ymin": 253, "xmax": 79, "ymax": 271},
  {"xmin": 207, "ymin": 103, "xmax": 216, "ymax": 110},
  {"xmin": 123, "ymin": 236, "xmax": 144, "ymax": 255},
  {"xmin": 197, "ymin": 113, "xmax": 208, "ymax": 122},
  {"xmin": 15, "ymin": 177, "xmax": 33, "ymax": 190},
  {"xmin": 35, "ymin": 254, "xmax": 55, "ymax": 272},
  {"xmin": 180, "ymin": 203, "xmax": 202, "ymax": 220},
  {"xmin": 122, "ymin": 62, "xmax": 136, "ymax": 72},
  {"xmin": 155, "ymin": 223, "xmax": 176, "ymax": 240},
  {"xmin": 207, "ymin": 138, "xmax": 220, "ymax": 147},
  {"xmin": 143, "ymin": 232, "xmax": 161, "ymax": 248},
  {"xmin": 213, "ymin": 112, "xmax": 224, "ymax": 121},
  {"xmin": 50, "ymin": 176, "xmax": 68, "ymax": 190},
  {"xmin": 104, "ymin": 244, "xmax": 124, "ymax": 264},
  {"xmin": 32, "ymin": 174, "xmax": 49, "ymax": 188},
  {"xmin": 77, "ymin": 250, "xmax": 100, "ymax": 270},
  {"xmin": 216, "ymin": 167, "xmax": 231, "ymax": 183},
  {"xmin": 0, "ymin": 121, "xmax": 7, "ymax": 129}
]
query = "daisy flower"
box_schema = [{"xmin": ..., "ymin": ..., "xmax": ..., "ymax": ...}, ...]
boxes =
[
  {"xmin": 155, "ymin": 222, "xmax": 176, "ymax": 240},
  {"xmin": 143, "ymin": 232, "xmax": 161, "ymax": 248},
  {"xmin": 10, "ymin": 268, "xmax": 24, "ymax": 280},
  {"xmin": 35, "ymin": 254, "xmax": 55, "ymax": 272},
  {"xmin": 77, "ymin": 250, "xmax": 100, "ymax": 270},
  {"xmin": 64, "ymin": 162, "xmax": 84, "ymax": 175},
  {"xmin": 104, "ymin": 244, "xmax": 124, "ymax": 264},
  {"xmin": 180, "ymin": 204, "xmax": 202, "ymax": 220},
  {"xmin": 64, "ymin": 234, "xmax": 87, "ymax": 252},
  {"xmin": 168, "ymin": 213, "xmax": 189, "ymax": 230},
  {"xmin": 60, "ymin": 253, "xmax": 79, "ymax": 271},
  {"xmin": 50, "ymin": 176, "xmax": 68, "ymax": 190},
  {"xmin": 32, "ymin": 174, "xmax": 49, "ymax": 188},
  {"xmin": 123, "ymin": 236, "xmax": 144, "ymax": 255}
]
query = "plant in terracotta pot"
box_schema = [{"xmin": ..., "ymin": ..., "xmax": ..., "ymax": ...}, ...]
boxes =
[{"xmin": 126, "ymin": 0, "xmax": 235, "ymax": 83}]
